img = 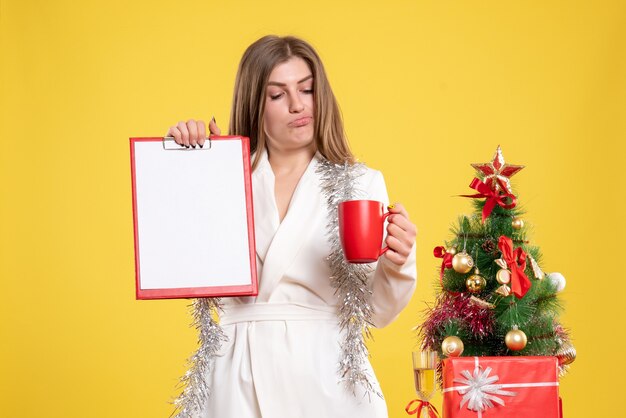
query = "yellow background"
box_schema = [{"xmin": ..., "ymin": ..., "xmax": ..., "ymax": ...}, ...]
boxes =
[{"xmin": 1, "ymin": 1, "xmax": 624, "ymax": 417}]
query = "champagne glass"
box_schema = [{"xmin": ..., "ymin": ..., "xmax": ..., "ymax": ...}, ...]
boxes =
[{"xmin": 408, "ymin": 350, "xmax": 438, "ymax": 417}]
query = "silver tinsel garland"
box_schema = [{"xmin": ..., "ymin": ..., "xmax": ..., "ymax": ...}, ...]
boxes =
[
  {"xmin": 316, "ymin": 159, "xmax": 381, "ymax": 399},
  {"xmin": 171, "ymin": 157, "xmax": 380, "ymax": 416},
  {"xmin": 171, "ymin": 298, "xmax": 226, "ymax": 418}
]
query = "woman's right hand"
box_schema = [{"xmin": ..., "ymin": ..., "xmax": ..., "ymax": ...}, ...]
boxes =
[{"xmin": 166, "ymin": 118, "xmax": 221, "ymax": 148}]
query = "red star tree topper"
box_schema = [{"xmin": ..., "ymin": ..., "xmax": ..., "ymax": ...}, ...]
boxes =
[{"xmin": 471, "ymin": 146, "xmax": 525, "ymax": 193}]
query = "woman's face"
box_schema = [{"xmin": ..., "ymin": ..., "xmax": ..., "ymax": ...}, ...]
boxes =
[{"xmin": 263, "ymin": 57, "xmax": 315, "ymax": 153}]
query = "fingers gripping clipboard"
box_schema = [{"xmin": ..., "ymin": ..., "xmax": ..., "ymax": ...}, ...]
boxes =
[{"xmin": 130, "ymin": 135, "xmax": 258, "ymax": 299}]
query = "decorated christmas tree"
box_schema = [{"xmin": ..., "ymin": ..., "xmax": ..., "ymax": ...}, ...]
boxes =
[{"xmin": 418, "ymin": 146, "xmax": 575, "ymax": 376}]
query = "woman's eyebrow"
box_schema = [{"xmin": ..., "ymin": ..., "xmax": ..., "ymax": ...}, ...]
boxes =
[{"xmin": 267, "ymin": 75, "xmax": 313, "ymax": 87}]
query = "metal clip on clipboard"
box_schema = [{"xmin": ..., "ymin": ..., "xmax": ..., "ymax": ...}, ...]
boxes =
[{"xmin": 162, "ymin": 136, "xmax": 212, "ymax": 150}]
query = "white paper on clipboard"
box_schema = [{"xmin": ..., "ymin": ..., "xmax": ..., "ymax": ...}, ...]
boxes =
[{"xmin": 130, "ymin": 135, "xmax": 257, "ymax": 299}]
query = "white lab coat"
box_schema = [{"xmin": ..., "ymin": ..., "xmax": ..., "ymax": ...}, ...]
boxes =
[{"xmin": 200, "ymin": 150, "xmax": 417, "ymax": 418}]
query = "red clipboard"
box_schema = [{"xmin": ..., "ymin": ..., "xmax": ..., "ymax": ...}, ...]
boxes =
[{"xmin": 130, "ymin": 135, "xmax": 258, "ymax": 299}]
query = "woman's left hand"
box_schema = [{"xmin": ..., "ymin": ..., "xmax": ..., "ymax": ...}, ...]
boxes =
[{"xmin": 383, "ymin": 203, "xmax": 417, "ymax": 266}]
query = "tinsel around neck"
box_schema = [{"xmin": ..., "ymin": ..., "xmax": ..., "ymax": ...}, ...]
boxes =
[{"xmin": 316, "ymin": 158, "xmax": 382, "ymax": 399}]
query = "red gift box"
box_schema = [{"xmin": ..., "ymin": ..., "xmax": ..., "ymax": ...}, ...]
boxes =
[{"xmin": 442, "ymin": 356, "xmax": 561, "ymax": 418}]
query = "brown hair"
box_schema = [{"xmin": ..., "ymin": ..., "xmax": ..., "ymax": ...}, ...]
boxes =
[{"xmin": 229, "ymin": 35, "xmax": 355, "ymax": 170}]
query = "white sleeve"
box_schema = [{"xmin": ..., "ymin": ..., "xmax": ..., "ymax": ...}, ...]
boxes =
[{"xmin": 364, "ymin": 170, "xmax": 417, "ymax": 328}]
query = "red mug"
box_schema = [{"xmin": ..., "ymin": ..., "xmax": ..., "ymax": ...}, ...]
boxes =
[{"xmin": 338, "ymin": 200, "xmax": 391, "ymax": 263}]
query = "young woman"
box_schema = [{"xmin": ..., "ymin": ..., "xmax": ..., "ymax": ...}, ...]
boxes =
[{"xmin": 166, "ymin": 35, "xmax": 417, "ymax": 418}]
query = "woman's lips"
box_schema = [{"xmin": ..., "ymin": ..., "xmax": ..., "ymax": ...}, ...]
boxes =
[{"xmin": 289, "ymin": 117, "xmax": 313, "ymax": 127}]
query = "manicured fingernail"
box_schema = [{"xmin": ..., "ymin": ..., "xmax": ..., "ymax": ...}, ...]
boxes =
[
  {"xmin": 199, "ymin": 144, "xmax": 203, "ymax": 148},
  {"xmin": 388, "ymin": 204, "xmax": 396, "ymax": 209},
  {"xmin": 211, "ymin": 116, "xmax": 216, "ymax": 124}
]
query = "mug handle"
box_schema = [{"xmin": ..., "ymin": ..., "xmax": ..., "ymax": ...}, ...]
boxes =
[{"xmin": 379, "ymin": 211, "xmax": 392, "ymax": 256}]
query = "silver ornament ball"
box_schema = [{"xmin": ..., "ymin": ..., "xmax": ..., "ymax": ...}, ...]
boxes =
[{"xmin": 547, "ymin": 272, "xmax": 566, "ymax": 292}]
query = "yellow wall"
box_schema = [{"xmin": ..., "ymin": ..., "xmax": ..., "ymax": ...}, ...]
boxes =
[{"xmin": 1, "ymin": 1, "xmax": 624, "ymax": 417}]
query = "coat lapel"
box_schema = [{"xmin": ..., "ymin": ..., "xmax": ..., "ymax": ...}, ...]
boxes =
[
  {"xmin": 255, "ymin": 151, "xmax": 326, "ymax": 302},
  {"xmin": 252, "ymin": 151, "xmax": 279, "ymax": 264}
]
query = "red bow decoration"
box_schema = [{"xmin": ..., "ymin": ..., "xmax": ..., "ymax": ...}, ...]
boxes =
[
  {"xmin": 498, "ymin": 236, "xmax": 531, "ymax": 298},
  {"xmin": 405, "ymin": 399, "xmax": 440, "ymax": 417},
  {"xmin": 461, "ymin": 178, "xmax": 517, "ymax": 223},
  {"xmin": 434, "ymin": 246, "xmax": 453, "ymax": 284}
]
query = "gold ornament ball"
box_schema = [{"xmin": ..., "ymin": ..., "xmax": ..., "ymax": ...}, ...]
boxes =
[
  {"xmin": 556, "ymin": 343, "xmax": 577, "ymax": 366},
  {"xmin": 466, "ymin": 274, "xmax": 486, "ymax": 293},
  {"xmin": 452, "ymin": 252, "xmax": 474, "ymax": 274},
  {"xmin": 446, "ymin": 247, "xmax": 457, "ymax": 255},
  {"xmin": 441, "ymin": 336, "xmax": 464, "ymax": 357},
  {"xmin": 512, "ymin": 218, "xmax": 525, "ymax": 230},
  {"xmin": 505, "ymin": 328, "xmax": 528, "ymax": 351}
]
